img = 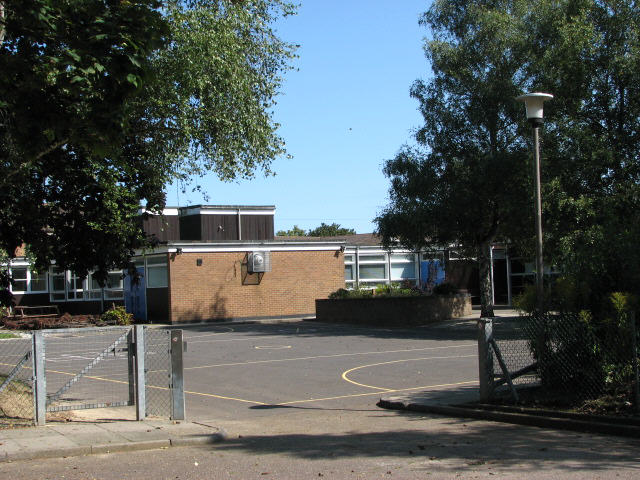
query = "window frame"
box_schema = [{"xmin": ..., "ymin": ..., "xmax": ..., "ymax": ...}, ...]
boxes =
[
  {"xmin": 7, "ymin": 263, "xmax": 48, "ymax": 294},
  {"xmin": 145, "ymin": 255, "xmax": 168, "ymax": 289}
]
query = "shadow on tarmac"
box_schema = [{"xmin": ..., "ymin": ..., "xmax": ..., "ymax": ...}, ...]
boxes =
[{"xmin": 208, "ymin": 413, "xmax": 640, "ymax": 472}]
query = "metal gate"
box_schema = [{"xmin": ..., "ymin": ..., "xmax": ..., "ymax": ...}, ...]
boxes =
[{"xmin": 0, "ymin": 326, "xmax": 184, "ymax": 427}]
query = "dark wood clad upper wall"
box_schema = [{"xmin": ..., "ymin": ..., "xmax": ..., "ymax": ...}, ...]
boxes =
[
  {"xmin": 179, "ymin": 215, "xmax": 202, "ymax": 241},
  {"xmin": 241, "ymin": 215, "xmax": 274, "ymax": 240},
  {"xmin": 200, "ymin": 214, "xmax": 239, "ymax": 240},
  {"xmin": 143, "ymin": 215, "xmax": 180, "ymax": 242}
]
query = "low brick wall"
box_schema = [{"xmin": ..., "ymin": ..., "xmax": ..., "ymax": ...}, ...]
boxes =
[{"xmin": 315, "ymin": 294, "xmax": 472, "ymax": 327}]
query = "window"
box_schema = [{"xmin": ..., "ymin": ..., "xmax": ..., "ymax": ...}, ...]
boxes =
[
  {"xmin": 8, "ymin": 265, "xmax": 48, "ymax": 294},
  {"xmin": 50, "ymin": 268, "xmax": 66, "ymax": 301},
  {"xmin": 30, "ymin": 271, "xmax": 47, "ymax": 292},
  {"xmin": 10, "ymin": 266, "xmax": 28, "ymax": 292},
  {"xmin": 66, "ymin": 272, "xmax": 84, "ymax": 300},
  {"xmin": 344, "ymin": 254, "xmax": 355, "ymax": 287},
  {"xmin": 146, "ymin": 256, "xmax": 168, "ymax": 288},
  {"xmin": 390, "ymin": 254, "xmax": 417, "ymax": 282},
  {"xmin": 358, "ymin": 254, "xmax": 388, "ymax": 287},
  {"xmin": 87, "ymin": 271, "xmax": 124, "ymax": 300},
  {"xmin": 105, "ymin": 271, "xmax": 124, "ymax": 300}
]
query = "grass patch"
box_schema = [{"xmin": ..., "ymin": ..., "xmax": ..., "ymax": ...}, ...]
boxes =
[{"xmin": 0, "ymin": 332, "xmax": 18, "ymax": 339}]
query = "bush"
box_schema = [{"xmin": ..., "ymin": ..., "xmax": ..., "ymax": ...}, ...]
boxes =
[
  {"xmin": 328, "ymin": 283, "xmax": 423, "ymax": 299},
  {"xmin": 101, "ymin": 305, "xmax": 133, "ymax": 325},
  {"xmin": 432, "ymin": 282, "xmax": 458, "ymax": 295}
]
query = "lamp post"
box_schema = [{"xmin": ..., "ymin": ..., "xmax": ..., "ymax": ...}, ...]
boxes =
[{"xmin": 516, "ymin": 92, "xmax": 553, "ymax": 312}]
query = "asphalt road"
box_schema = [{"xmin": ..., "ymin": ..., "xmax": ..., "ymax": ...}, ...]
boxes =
[
  {"xmin": 178, "ymin": 320, "xmax": 479, "ymax": 422},
  {"xmin": 3, "ymin": 318, "xmax": 640, "ymax": 479}
]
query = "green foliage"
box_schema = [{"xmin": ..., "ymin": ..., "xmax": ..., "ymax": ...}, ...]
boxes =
[
  {"xmin": 140, "ymin": 0, "xmax": 298, "ymax": 189},
  {"xmin": 512, "ymin": 284, "xmax": 537, "ymax": 315},
  {"xmin": 378, "ymin": 0, "xmax": 640, "ymax": 316},
  {"xmin": 307, "ymin": 223, "xmax": 356, "ymax": 237},
  {"xmin": 328, "ymin": 286, "xmax": 373, "ymax": 299},
  {"xmin": 101, "ymin": 305, "xmax": 133, "ymax": 326},
  {"xmin": 277, "ymin": 225, "xmax": 307, "ymax": 237},
  {"xmin": 277, "ymin": 223, "xmax": 356, "ymax": 237},
  {"xmin": 329, "ymin": 283, "xmax": 425, "ymax": 299},
  {"xmin": 375, "ymin": 0, "xmax": 533, "ymax": 317},
  {"xmin": 0, "ymin": 0, "xmax": 297, "ymax": 305}
]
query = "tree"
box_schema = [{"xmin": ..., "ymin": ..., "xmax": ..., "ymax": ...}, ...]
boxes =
[
  {"xmin": 277, "ymin": 223, "xmax": 356, "ymax": 237},
  {"xmin": 527, "ymin": 0, "xmax": 640, "ymax": 312},
  {"xmin": 276, "ymin": 225, "xmax": 307, "ymax": 237},
  {"xmin": 0, "ymin": 0, "xmax": 168, "ymax": 287},
  {"xmin": 307, "ymin": 223, "xmax": 356, "ymax": 237},
  {"xmin": 378, "ymin": 0, "xmax": 640, "ymax": 316},
  {"xmin": 0, "ymin": 0, "xmax": 296, "ymax": 298},
  {"xmin": 376, "ymin": 0, "xmax": 533, "ymax": 317}
]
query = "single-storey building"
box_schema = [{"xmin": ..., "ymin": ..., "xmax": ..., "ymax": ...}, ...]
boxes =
[
  {"xmin": 4, "ymin": 205, "xmax": 542, "ymax": 323},
  {"xmin": 5, "ymin": 206, "xmax": 345, "ymax": 323}
]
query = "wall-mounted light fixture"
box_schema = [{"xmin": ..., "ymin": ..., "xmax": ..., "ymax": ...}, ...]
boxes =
[{"xmin": 176, "ymin": 247, "xmax": 183, "ymax": 255}]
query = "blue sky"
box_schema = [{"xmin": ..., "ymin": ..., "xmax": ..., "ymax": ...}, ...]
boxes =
[{"xmin": 166, "ymin": 1, "xmax": 432, "ymax": 234}]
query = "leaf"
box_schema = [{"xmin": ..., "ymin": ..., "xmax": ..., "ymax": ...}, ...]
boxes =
[
  {"xmin": 126, "ymin": 74, "xmax": 139, "ymax": 87},
  {"xmin": 66, "ymin": 50, "xmax": 81, "ymax": 62}
]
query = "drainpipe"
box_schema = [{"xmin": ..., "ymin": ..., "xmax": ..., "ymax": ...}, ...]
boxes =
[
  {"xmin": 237, "ymin": 207, "xmax": 242, "ymax": 240},
  {"xmin": 355, "ymin": 246, "xmax": 360, "ymax": 288}
]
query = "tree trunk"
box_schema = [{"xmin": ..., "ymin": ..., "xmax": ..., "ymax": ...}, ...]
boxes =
[
  {"xmin": 478, "ymin": 240, "xmax": 494, "ymax": 317},
  {"xmin": 0, "ymin": 2, "xmax": 5, "ymax": 47}
]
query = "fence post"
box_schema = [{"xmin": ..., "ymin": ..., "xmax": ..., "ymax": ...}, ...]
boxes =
[
  {"xmin": 134, "ymin": 325, "xmax": 146, "ymax": 420},
  {"xmin": 127, "ymin": 329, "xmax": 135, "ymax": 406},
  {"xmin": 32, "ymin": 331, "xmax": 46, "ymax": 426},
  {"xmin": 631, "ymin": 311, "xmax": 639, "ymax": 414},
  {"xmin": 477, "ymin": 318, "xmax": 494, "ymax": 402},
  {"xmin": 170, "ymin": 329, "xmax": 185, "ymax": 421}
]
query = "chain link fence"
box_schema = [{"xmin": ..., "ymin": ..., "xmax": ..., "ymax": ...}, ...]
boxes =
[
  {"xmin": 482, "ymin": 311, "xmax": 640, "ymax": 414},
  {"xmin": 0, "ymin": 326, "xmax": 182, "ymax": 427},
  {"xmin": 144, "ymin": 328, "xmax": 171, "ymax": 417},
  {"xmin": 43, "ymin": 327, "xmax": 133, "ymax": 412},
  {"xmin": 0, "ymin": 334, "xmax": 34, "ymax": 427}
]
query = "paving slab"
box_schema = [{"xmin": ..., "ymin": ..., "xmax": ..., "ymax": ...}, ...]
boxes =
[{"xmin": 0, "ymin": 419, "xmax": 226, "ymax": 462}]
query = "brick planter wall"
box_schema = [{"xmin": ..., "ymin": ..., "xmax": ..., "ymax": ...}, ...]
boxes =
[{"xmin": 315, "ymin": 294, "xmax": 472, "ymax": 327}]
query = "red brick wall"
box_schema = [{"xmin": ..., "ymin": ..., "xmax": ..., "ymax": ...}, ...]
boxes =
[{"xmin": 168, "ymin": 250, "xmax": 343, "ymax": 323}]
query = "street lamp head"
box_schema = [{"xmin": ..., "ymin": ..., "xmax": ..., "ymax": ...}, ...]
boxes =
[{"xmin": 516, "ymin": 92, "xmax": 553, "ymax": 126}]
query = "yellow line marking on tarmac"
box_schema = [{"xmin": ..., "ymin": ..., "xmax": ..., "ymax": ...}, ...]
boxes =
[
  {"xmin": 184, "ymin": 344, "xmax": 475, "ymax": 370},
  {"xmin": 47, "ymin": 368, "xmax": 265, "ymax": 404},
  {"xmin": 341, "ymin": 354, "xmax": 476, "ymax": 391},
  {"xmin": 278, "ymin": 380, "xmax": 478, "ymax": 405}
]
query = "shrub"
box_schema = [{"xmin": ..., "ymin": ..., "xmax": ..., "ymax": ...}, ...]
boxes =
[
  {"xmin": 328, "ymin": 283, "xmax": 424, "ymax": 299},
  {"xmin": 101, "ymin": 305, "xmax": 133, "ymax": 325}
]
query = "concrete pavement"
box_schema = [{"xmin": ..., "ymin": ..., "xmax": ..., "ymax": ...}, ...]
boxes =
[{"xmin": 0, "ymin": 413, "xmax": 225, "ymax": 462}]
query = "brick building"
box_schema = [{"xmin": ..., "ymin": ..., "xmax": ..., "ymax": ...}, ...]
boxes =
[{"xmin": 6, "ymin": 206, "xmax": 345, "ymax": 323}]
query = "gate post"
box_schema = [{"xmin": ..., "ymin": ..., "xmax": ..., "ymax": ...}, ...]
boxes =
[
  {"xmin": 32, "ymin": 331, "xmax": 46, "ymax": 426},
  {"xmin": 127, "ymin": 329, "xmax": 135, "ymax": 406},
  {"xmin": 477, "ymin": 318, "xmax": 494, "ymax": 402},
  {"xmin": 134, "ymin": 325, "xmax": 146, "ymax": 420},
  {"xmin": 170, "ymin": 330, "xmax": 185, "ymax": 421}
]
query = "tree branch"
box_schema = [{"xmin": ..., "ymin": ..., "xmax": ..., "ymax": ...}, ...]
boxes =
[
  {"xmin": 0, "ymin": 1, "xmax": 5, "ymax": 47},
  {"xmin": 0, "ymin": 138, "xmax": 68, "ymax": 187}
]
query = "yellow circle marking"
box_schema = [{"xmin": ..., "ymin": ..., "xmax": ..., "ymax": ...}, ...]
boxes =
[{"xmin": 341, "ymin": 354, "xmax": 477, "ymax": 391}]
